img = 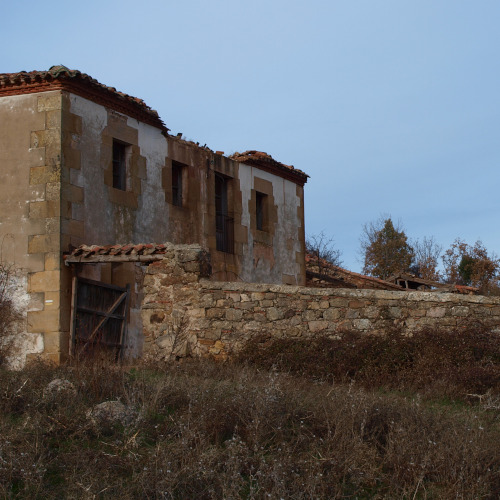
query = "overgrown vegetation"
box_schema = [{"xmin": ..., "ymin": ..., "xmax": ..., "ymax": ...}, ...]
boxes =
[
  {"xmin": 1, "ymin": 328, "xmax": 499, "ymax": 499},
  {"xmin": 237, "ymin": 325, "xmax": 500, "ymax": 401},
  {"xmin": 0, "ymin": 263, "xmax": 20, "ymax": 366}
]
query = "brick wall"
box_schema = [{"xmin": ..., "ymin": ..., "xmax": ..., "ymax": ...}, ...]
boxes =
[{"xmin": 141, "ymin": 245, "xmax": 500, "ymax": 361}]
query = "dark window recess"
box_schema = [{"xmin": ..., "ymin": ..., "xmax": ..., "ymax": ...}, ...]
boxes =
[
  {"xmin": 256, "ymin": 191, "xmax": 267, "ymax": 231},
  {"xmin": 172, "ymin": 161, "xmax": 183, "ymax": 207},
  {"xmin": 112, "ymin": 140, "xmax": 127, "ymax": 190},
  {"xmin": 215, "ymin": 173, "xmax": 234, "ymax": 253}
]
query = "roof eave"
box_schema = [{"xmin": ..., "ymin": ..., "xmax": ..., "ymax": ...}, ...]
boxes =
[{"xmin": 0, "ymin": 72, "xmax": 168, "ymax": 132}]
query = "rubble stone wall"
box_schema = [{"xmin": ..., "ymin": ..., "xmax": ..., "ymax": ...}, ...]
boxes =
[{"xmin": 141, "ymin": 245, "xmax": 500, "ymax": 361}]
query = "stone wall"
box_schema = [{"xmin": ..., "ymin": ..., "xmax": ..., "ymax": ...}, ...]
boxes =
[
  {"xmin": 141, "ymin": 245, "xmax": 500, "ymax": 361},
  {"xmin": 0, "ymin": 91, "xmax": 65, "ymax": 364}
]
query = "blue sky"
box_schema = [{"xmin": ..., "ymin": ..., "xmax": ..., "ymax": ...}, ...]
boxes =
[{"xmin": 3, "ymin": 0, "xmax": 500, "ymax": 271}]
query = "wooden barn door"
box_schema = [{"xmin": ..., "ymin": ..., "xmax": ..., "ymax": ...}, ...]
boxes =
[{"xmin": 70, "ymin": 277, "xmax": 130, "ymax": 360}]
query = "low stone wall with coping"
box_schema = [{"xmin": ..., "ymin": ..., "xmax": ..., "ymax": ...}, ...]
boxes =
[{"xmin": 141, "ymin": 245, "xmax": 500, "ymax": 361}]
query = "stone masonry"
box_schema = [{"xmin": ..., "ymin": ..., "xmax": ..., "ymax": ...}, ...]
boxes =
[{"xmin": 142, "ymin": 245, "xmax": 500, "ymax": 361}]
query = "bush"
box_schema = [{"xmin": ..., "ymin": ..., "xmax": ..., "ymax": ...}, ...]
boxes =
[
  {"xmin": 0, "ymin": 360, "xmax": 499, "ymax": 498},
  {"xmin": 0, "ymin": 263, "xmax": 21, "ymax": 366},
  {"xmin": 236, "ymin": 325, "xmax": 500, "ymax": 400}
]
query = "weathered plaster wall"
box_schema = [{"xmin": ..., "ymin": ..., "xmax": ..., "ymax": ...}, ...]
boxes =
[
  {"xmin": 238, "ymin": 164, "xmax": 304, "ymax": 285},
  {"xmin": 64, "ymin": 94, "xmax": 305, "ymax": 286},
  {"xmin": 0, "ymin": 91, "xmax": 64, "ymax": 365},
  {"xmin": 66, "ymin": 94, "xmax": 168, "ymax": 246},
  {"xmin": 1, "ymin": 87, "xmax": 305, "ymax": 365},
  {"xmin": 141, "ymin": 246, "xmax": 500, "ymax": 361}
]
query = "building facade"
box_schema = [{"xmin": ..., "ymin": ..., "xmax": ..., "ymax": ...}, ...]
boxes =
[{"xmin": 0, "ymin": 66, "xmax": 308, "ymax": 364}]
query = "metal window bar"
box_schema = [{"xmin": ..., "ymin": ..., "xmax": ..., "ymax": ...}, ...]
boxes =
[
  {"xmin": 172, "ymin": 162, "xmax": 183, "ymax": 207},
  {"xmin": 216, "ymin": 213, "xmax": 234, "ymax": 253}
]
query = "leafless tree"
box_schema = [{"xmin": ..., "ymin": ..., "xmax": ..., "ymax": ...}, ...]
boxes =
[
  {"xmin": 411, "ymin": 236, "xmax": 442, "ymax": 281},
  {"xmin": 306, "ymin": 231, "xmax": 342, "ymax": 276}
]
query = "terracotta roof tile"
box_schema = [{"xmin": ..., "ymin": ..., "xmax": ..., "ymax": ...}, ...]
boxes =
[
  {"xmin": 67, "ymin": 243, "xmax": 168, "ymax": 261},
  {"xmin": 0, "ymin": 65, "xmax": 167, "ymax": 131},
  {"xmin": 306, "ymin": 253, "xmax": 404, "ymax": 291},
  {"xmin": 1, "ymin": 67, "xmax": 309, "ymax": 184},
  {"xmin": 229, "ymin": 150, "xmax": 308, "ymax": 185}
]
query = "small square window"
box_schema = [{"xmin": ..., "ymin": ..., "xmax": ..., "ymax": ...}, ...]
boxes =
[
  {"xmin": 112, "ymin": 140, "xmax": 127, "ymax": 190},
  {"xmin": 172, "ymin": 161, "xmax": 184, "ymax": 207},
  {"xmin": 256, "ymin": 191, "xmax": 267, "ymax": 231}
]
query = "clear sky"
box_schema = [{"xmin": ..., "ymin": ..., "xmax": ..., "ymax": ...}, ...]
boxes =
[{"xmin": 3, "ymin": 0, "xmax": 500, "ymax": 272}]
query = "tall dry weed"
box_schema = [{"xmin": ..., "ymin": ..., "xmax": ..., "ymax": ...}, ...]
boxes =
[
  {"xmin": 0, "ymin": 360, "xmax": 499, "ymax": 498},
  {"xmin": 237, "ymin": 325, "xmax": 500, "ymax": 401}
]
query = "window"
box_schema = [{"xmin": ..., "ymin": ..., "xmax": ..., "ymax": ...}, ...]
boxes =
[
  {"xmin": 256, "ymin": 191, "xmax": 267, "ymax": 231},
  {"xmin": 171, "ymin": 161, "xmax": 183, "ymax": 207},
  {"xmin": 215, "ymin": 173, "xmax": 234, "ymax": 253},
  {"xmin": 112, "ymin": 140, "xmax": 127, "ymax": 190}
]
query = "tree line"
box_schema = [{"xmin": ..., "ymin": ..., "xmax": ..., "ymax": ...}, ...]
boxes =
[{"xmin": 308, "ymin": 216, "xmax": 500, "ymax": 295}]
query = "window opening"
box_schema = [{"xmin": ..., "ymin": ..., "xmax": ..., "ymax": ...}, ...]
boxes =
[
  {"xmin": 112, "ymin": 140, "xmax": 127, "ymax": 190},
  {"xmin": 215, "ymin": 173, "xmax": 234, "ymax": 253},
  {"xmin": 256, "ymin": 191, "xmax": 267, "ymax": 231},
  {"xmin": 172, "ymin": 161, "xmax": 183, "ymax": 207}
]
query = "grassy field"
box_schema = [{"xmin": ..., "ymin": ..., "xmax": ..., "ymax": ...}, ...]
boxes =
[{"xmin": 0, "ymin": 326, "xmax": 499, "ymax": 499}]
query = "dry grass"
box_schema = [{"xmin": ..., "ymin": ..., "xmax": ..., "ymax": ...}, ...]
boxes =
[
  {"xmin": 237, "ymin": 325, "xmax": 500, "ymax": 402},
  {"xmin": 0, "ymin": 356, "xmax": 499, "ymax": 499}
]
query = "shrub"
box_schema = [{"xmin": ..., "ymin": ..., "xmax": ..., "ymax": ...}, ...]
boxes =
[
  {"xmin": 0, "ymin": 360, "xmax": 499, "ymax": 498},
  {"xmin": 0, "ymin": 263, "xmax": 21, "ymax": 366},
  {"xmin": 236, "ymin": 325, "xmax": 500, "ymax": 400}
]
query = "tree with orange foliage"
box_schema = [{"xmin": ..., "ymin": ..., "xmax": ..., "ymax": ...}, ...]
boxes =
[
  {"xmin": 361, "ymin": 217, "xmax": 414, "ymax": 280},
  {"xmin": 442, "ymin": 239, "xmax": 500, "ymax": 294}
]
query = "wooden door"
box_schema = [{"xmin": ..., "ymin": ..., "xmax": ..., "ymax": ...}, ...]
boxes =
[{"xmin": 70, "ymin": 277, "xmax": 130, "ymax": 360}]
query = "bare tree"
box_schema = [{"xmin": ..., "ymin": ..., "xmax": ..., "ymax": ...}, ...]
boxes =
[
  {"xmin": 411, "ymin": 236, "xmax": 442, "ymax": 281},
  {"xmin": 306, "ymin": 231, "xmax": 342, "ymax": 276}
]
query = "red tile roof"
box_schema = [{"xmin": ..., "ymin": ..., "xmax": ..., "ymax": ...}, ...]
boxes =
[
  {"xmin": 305, "ymin": 253, "xmax": 404, "ymax": 291},
  {"xmin": 229, "ymin": 150, "xmax": 308, "ymax": 186},
  {"xmin": 0, "ymin": 65, "xmax": 167, "ymax": 131},
  {"xmin": 65, "ymin": 243, "xmax": 169, "ymax": 263},
  {"xmin": 1, "ymin": 67, "xmax": 309, "ymax": 184}
]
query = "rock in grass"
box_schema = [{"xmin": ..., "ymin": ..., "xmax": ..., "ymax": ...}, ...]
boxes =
[
  {"xmin": 87, "ymin": 400, "xmax": 138, "ymax": 430},
  {"xmin": 43, "ymin": 378, "xmax": 77, "ymax": 400}
]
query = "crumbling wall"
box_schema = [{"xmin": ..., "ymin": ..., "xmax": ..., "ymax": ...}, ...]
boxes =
[{"xmin": 142, "ymin": 245, "xmax": 500, "ymax": 361}]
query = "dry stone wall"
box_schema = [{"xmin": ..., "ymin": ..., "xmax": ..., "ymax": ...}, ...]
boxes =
[{"xmin": 141, "ymin": 245, "xmax": 500, "ymax": 361}]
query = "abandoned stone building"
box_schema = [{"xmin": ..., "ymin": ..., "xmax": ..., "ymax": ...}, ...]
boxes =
[{"xmin": 0, "ymin": 65, "xmax": 308, "ymax": 365}]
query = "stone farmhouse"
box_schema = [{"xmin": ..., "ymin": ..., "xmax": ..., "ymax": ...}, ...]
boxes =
[{"xmin": 0, "ymin": 65, "xmax": 308, "ymax": 365}]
